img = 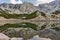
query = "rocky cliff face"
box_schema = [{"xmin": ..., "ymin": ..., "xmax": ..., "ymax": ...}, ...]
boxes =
[
  {"xmin": 38, "ymin": 0, "xmax": 60, "ymax": 13},
  {"xmin": 0, "ymin": 3, "xmax": 21, "ymax": 9},
  {"xmin": 0, "ymin": 2, "xmax": 38, "ymax": 14},
  {"xmin": 20, "ymin": 2, "xmax": 38, "ymax": 13},
  {"xmin": 0, "ymin": 0, "xmax": 60, "ymax": 14}
]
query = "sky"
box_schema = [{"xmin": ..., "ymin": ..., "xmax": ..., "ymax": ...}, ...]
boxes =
[{"xmin": 0, "ymin": 0, "xmax": 55, "ymax": 6}]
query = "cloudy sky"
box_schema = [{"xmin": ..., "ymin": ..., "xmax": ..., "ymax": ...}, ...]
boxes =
[{"xmin": 0, "ymin": 0, "xmax": 55, "ymax": 5}]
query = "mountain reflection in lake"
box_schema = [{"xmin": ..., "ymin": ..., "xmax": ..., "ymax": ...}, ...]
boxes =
[
  {"xmin": 0, "ymin": 20, "xmax": 60, "ymax": 40},
  {"xmin": 0, "ymin": 20, "xmax": 60, "ymax": 31}
]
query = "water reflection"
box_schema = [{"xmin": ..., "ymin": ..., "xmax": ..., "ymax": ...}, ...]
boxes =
[
  {"xmin": 0, "ymin": 20, "xmax": 60, "ymax": 40},
  {"xmin": 0, "ymin": 20, "xmax": 60, "ymax": 31}
]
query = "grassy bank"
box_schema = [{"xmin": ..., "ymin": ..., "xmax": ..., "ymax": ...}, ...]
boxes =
[
  {"xmin": 0, "ymin": 22, "xmax": 38, "ymax": 32},
  {"xmin": 0, "ymin": 11, "xmax": 38, "ymax": 19}
]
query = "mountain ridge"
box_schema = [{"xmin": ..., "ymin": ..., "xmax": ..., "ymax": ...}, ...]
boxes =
[
  {"xmin": 0, "ymin": 0, "xmax": 60, "ymax": 14},
  {"xmin": 38, "ymin": 0, "xmax": 60, "ymax": 13}
]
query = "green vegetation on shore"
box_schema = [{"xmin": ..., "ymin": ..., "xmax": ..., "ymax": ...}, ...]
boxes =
[
  {"xmin": 0, "ymin": 10, "xmax": 38, "ymax": 19},
  {"xmin": 25, "ymin": 11, "xmax": 38, "ymax": 19},
  {"xmin": 40, "ymin": 12, "xmax": 46, "ymax": 17},
  {"xmin": 52, "ymin": 27, "xmax": 60, "ymax": 31},
  {"xmin": 51, "ymin": 10, "xmax": 60, "ymax": 15},
  {"xmin": 0, "ymin": 22, "xmax": 38, "ymax": 32},
  {"xmin": 40, "ymin": 24, "xmax": 46, "ymax": 30}
]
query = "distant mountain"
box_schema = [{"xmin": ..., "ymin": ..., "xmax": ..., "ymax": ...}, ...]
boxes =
[
  {"xmin": 0, "ymin": 0, "xmax": 60, "ymax": 14},
  {"xmin": 0, "ymin": 2, "xmax": 38, "ymax": 14},
  {"xmin": 20, "ymin": 2, "xmax": 38, "ymax": 13},
  {"xmin": 38, "ymin": 0, "xmax": 60, "ymax": 13},
  {"xmin": 0, "ymin": 3, "xmax": 22, "ymax": 9},
  {"xmin": 0, "ymin": 3, "xmax": 22, "ymax": 14}
]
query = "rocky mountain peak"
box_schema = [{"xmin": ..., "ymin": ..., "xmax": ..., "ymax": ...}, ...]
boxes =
[
  {"xmin": 0, "ymin": 2, "xmax": 38, "ymax": 14},
  {"xmin": 38, "ymin": 0, "xmax": 60, "ymax": 13},
  {"xmin": 20, "ymin": 2, "xmax": 37, "ymax": 13},
  {"xmin": 23, "ymin": 2, "xmax": 33, "ymax": 5}
]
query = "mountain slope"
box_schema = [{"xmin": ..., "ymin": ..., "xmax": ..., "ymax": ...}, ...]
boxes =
[
  {"xmin": 0, "ymin": 2, "xmax": 38, "ymax": 14},
  {"xmin": 38, "ymin": 0, "xmax": 60, "ymax": 13}
]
